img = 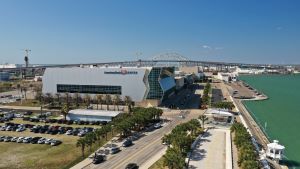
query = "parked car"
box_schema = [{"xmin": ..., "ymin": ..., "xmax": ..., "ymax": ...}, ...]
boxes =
[
  {"xmin": 17, "ymin": 137, "xmax": 24, "ymax": 143},
  {"xmin": 11, "ymin": 137, "xmax": 19, "ymax": 142},
  {"xmin": 122, "ymin": 139, "xmax": 133, "ymax": 147},
  {"xmin": 31, "ymin": 137, "xmax": 42, "ymax": 144},
  {"xmin": 23, "ymin": 137, "xmax": 32, "ymax": 143},
  {"xmin": 38, "ymin": 138, "xmax": 47, "ymax": 144},
  {"xmin": 92, "ymin": 155, "xmax": 105, "ymax": 164},
  {"xmin": 50, "ymin": 140, "xmax": 62, "ymax": 146},
  {"xmin": 125, "ymin": 163, "xmax": 139, "ymax": 169},
  {"xmin": 0, "ymin": 136, "xmax": 5, "ymax": 142},
  {"xmin": 111, "ymin": 147, "xmax": 121, "ymax": 154},
  {"xmin": 4, "ymin": 136, "xmax": 13, "ymax": 142},
  {"xmin": 65, "ymin": 130, "xmax": 73, "ymax": 135},
  {"xmin": 45, "ymin": 138, "xmax": 53, "ymax": 144}
]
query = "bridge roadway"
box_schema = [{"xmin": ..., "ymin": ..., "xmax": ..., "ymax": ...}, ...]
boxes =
[
  {"xmin": 82, "ymin": 110, "xmax": 200, "ymax": 169},
  {"xmin": 0, "ymin": 60, "xmax": 281, "ymax": 72}
]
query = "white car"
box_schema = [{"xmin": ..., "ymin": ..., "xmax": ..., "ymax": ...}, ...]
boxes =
[
  {"xmin": 11, "ymin": 137, "xmax": 19, "ymax": 142},
  {"xmin": 38, "ymin": 138, "xmax": 47, "ymax": 144},
  {"xmin": 45, "ymin": 138, "xmax": 53, "ymax": 144},
  {"xmin": 17, "ymin": 137, "xmax": 24, "ymax": 143},
  {"xmin": 65, "ymin": 130, "xmax": 73, "ymax": 135},
  {"xmin": 16, "ymin": 127, "xmax": 26, "ymax": 132},
  {"xmin": 23, "ymin": 137, "xmax": 32, "ymax": 143}
]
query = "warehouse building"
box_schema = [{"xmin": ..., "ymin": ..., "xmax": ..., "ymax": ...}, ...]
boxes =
[{"xmin": 42, "ymin": 66, "xmax": 176, "ymax": 106}]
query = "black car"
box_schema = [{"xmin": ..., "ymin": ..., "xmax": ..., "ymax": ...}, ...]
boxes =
[
  {"xmin": 125, "ymin": 163, "xmax": 139, "ymax": 169},
  {"xmin": 122, "ymin": 139, "xmax": 133, "ymax": 147},
  {"xmin": 92, "ymin": 155, "xmax": 105, "ymax": 164},
  {"xmin": 31, "ymin": 137, "xmax": 42, "ymax": 144}
]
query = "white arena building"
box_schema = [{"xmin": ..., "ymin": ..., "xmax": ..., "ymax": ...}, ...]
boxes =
[{"xmin": 42, "ymin": 66, "xmax": 176, "ymax": 106}]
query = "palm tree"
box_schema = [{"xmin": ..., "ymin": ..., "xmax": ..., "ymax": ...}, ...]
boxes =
[
  {"xmin": 16, "ymin": 83, "xmax": 21, "ymax": 96},
  {"xmin": 76, "ymin": 138, "xmax": 87, "ymax": 158},
  {"xmin": 74, "ymin": 93, "xmax": 80, "ymax": 108},
  {"xmin": 84, "ymin": 94, "xmax": 91, "ymax": 109},
  {"xmin": 96, "ymin": 94, "xmax": 103, "ymax": 110},
  {"xmin": 113, "ymin": 95, "xmax": 121, "ymax": 111},
  {"xmin": 22, "ymin": 87, "xmax": 28, "ymax": 100},
  {"xmin": 124, "ymin": 96, "xmax": 132, "ymax": 113},
  {"xmin": 104, "ymin": 94, "xmax": 111, "ymax": 110},
  {"xmin": 85, "ymin": 132, "xmax": 96, "ymax": 152},
  {"xmin": 198, "ymin": 115, "xmax": 208, "ymax": 128},
  {"xmin": 55, "ymin": 93, "xmax": 61, "ymax": 106},
  {"xmin": 61, "ymin": 104, "xmax": 69, "ymax": 120},
  {"xmin": 64, "ymin": 92, "xmax": 70, "ymax": 107}
]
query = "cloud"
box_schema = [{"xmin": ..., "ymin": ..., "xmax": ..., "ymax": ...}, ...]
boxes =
[
  {"xmin": 202, "ymin": 45, "xmax": 212, "ymax": 49},
  {"xmin": 202, "ymin": 44, "xmax": 224, "ymax": 50}
]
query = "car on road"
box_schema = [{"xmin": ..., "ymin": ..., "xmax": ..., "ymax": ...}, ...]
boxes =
[
  {"xmin": 154, "ymin": 123, "xmax": 161, "ymax": 129},
  {"xmin": 122, "ymin": 139, "xmax": 133, "ymax": 147},
  {"xmin": 92, "ymin": 155, "xmax": 105, "ymax": 164},
  {"xmin": 125, "ymin": 163, "xmax": 139, "ymax": 169},
  {"xmin": 110, "ymin": 147, "xmax": 121, "ymax": 154}
]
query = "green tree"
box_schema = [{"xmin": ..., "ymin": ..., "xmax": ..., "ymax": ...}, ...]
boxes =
[
  {"xmin": 198, "ymin": 115, "xmax": 208, "ymax": 128},
  {"xmin": 61, "ymin": 104, "xmax": 69, "ymax": 121},
  {"xmin": 163, "ymin": 147, "xmax": 186, "ymax": 169},
  {"xmin": 76, "ymin": 138, "xmax": 87, "ymax": 158},
  {"xmin": 124, "ymin": 96, "xmax": 133, "ymax": 113}
]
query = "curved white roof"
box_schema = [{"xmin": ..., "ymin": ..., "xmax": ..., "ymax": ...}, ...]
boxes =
[{"xmin": 69, "ymin": 109, "xmax": 121, "ymax": 117}]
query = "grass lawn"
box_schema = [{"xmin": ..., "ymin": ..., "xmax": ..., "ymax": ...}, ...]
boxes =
[
  {"xmin": 149, "ymin": 156, "xmax": 167, "ymax": 169},
  {"xmin": 0, "ymin": 129, "xmax": 113, "ymax": 169},
  {"xmin": 6, "ymin": 99, "xmax": 41, "ymax": 107}
]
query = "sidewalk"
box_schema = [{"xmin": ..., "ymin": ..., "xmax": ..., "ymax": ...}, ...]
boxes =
[{"xmin": 188, "ymin": 128, "xmax": 232, "ymax": 169}]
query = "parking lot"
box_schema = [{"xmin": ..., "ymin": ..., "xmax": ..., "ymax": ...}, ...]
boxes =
[{"xmin": 0, "ymin": 111, "xmax": 105, "ymax": 169}]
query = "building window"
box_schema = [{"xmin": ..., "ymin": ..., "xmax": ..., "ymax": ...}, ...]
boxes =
[{"xmin": 57, "ymin": 84, "xmax": 121, "ymax": 95}]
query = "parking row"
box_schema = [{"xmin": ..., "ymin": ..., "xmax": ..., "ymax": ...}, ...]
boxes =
[
  {"xmin": 0, "ymin": 135, "xmax": 62, "ymax": 146},
  {"xmin": 0, "ymin": 123, "xmax": 96, "ymax": 137},
  {"xmin": 23, "ymin": 117, "xmax": 109, "ymax": 126}
]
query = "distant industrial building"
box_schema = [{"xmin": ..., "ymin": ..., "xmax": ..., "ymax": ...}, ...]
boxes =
[
  {"xmin": 67, "ymin": 109, "xmax": 121, "ymax": 122},
  {"xmin": 216, "ymin": 72, "xmax": 238, "ymax": 82},
  {"xmin": 42, "ymin": 66, "xmax": 176, "ymax": 106}
]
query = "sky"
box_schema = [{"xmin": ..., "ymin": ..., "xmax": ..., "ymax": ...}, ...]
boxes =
[{"xmin": 0, "ymin": 0, "xmax": 300, "ymax": 64}]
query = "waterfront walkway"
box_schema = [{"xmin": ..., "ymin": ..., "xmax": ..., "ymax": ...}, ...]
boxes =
[{"xmin": 188, "ymin": 128, "xmax": 232, "ymax": 169}]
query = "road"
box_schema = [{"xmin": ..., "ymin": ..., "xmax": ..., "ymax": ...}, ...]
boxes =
[{"xmin": 81, "ymin": 110, "xmax": 201, "ymax": 169}]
